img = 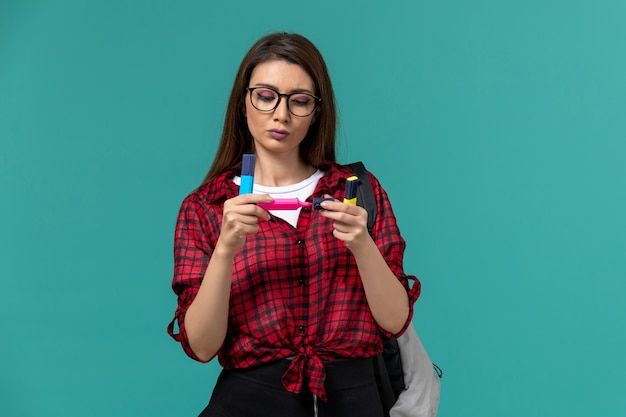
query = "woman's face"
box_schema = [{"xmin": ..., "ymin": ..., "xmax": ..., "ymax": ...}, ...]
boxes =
[{"xmin": 245, "ymin": 60, "xmax": 317, "ymax": 160}]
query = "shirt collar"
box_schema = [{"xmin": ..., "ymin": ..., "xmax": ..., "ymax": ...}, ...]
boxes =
[
  {"xmin": 314, "ymin": 162, "xmax": 357, "ymax": 196},
  {"xmin": 198, "ymin": 168, "xmax": 240, "ymax": 203}
]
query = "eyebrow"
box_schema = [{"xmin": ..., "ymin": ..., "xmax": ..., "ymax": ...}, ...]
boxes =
[{"xmin": 251, "ymin": 83, "xmax": 316, "ymax": 95}]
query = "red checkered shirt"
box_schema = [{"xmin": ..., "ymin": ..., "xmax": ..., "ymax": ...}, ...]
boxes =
[{"xmin": 167, "ymin": 162, "xmax": 421, "ymax": 400}]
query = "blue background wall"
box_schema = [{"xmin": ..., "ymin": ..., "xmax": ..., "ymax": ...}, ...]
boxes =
[{"xmin": 2, "ymin": 1, "xmax": 625, "ymax": 416}]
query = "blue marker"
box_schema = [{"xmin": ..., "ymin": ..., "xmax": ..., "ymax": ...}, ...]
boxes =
[
  {"xmin": 312, "ymin": 197, "xmax": 334, "ymax": 210},
  {"xmin": 240, "ymin": 154, "xmax": 255, "ymax": 195}
]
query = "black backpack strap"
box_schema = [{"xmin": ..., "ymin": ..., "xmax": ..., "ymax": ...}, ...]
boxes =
[
  {"xmin": 345, "ymin": 161, "xmax": 377, "ymax": 234},
  {"xmin": 345, "ymin": 162, "xmax": 400, "ymax": 412},
  {"xmin": 374, "ymin": 351, "xmax": 397, "ymax": 414}
]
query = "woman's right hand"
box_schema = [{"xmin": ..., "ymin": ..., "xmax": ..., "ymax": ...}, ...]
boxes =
[
  {"xmin": 185, "ymin": 193, "xmax": 272, "ymax": 362},
  {"xmin": 216, "ymin": 193, "xmax": 273, "ymax": 252}
]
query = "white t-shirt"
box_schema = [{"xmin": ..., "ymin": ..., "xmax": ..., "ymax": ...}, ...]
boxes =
[{"xmin": 234, "ymin": 169, "xmax": 324, "ymax": 228}]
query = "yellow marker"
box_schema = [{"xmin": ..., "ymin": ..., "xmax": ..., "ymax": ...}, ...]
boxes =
[{"xmin": 343, "ymin": 176, "xmax": 359, "ymax": 205}]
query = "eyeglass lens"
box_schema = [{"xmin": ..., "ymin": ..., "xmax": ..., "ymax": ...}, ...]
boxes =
[{"xmin": 249, "ymin": 88, "xmax": 317, "ymax": 117}]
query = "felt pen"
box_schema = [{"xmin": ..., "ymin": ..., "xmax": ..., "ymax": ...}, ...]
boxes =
[
  {"xmin": 257, "ymin": 198, "xmax": 312, "ymax": 211},
  {"xmin": 239, "ymin": 154, "xmax": 255, "ymax": 195},
  {"xmin": 343, "ymin": 176, "xmax": 359, "ymax": 205},
  {"xmin": 312, "ymin": 197, "xmax": 334, "ymax": 209}
]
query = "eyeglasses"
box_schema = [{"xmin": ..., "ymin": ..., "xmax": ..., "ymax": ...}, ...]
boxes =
[{"xmin": 246, "ymin": 86, "xmax": 321, "ymax": 117}]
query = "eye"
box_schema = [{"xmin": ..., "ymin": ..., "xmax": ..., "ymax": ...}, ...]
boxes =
[
  {"xmin": 254, "ymin": 89, "xmax": 277, "ymax": 102},
  {"xmin": 289, "ymin": 94, "xmax": 313, "ymax": 107}
]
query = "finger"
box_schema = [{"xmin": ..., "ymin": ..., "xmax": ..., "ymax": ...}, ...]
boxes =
[
  {"xmin": 319, "ymin": 206, "xmax": 362, "ymax": 223},
  {"xmin": 221, "ymin": 218, "xmax": 259, "ymax": 240},
  {"xmin": 223, "ymin": 211, "xmax": 264, "ymax": 229},
  {"xmin": 331, "ymin": 222, "xmax": 351, "ymax": 234},
  {"xmin": 233, "ymin": 193, "xmax": 274, "ymax": 205},
  {"xmin": 320, "ymin": 209, "xmax": 368, "ymax": 236},
  {"xmin": 238, "ymin": 204, "xmax": 272, "ymax": 221},
  {"xmin": 319, "ymin": 199, "xmax": 345, "ymax": 211},
  {"xmin": 319, "ymin": 199, "xmax": 362, "ymax": 214},
  {"xmin": 225, "ymin": 199, "xmax": 272, "ymax": 221}
]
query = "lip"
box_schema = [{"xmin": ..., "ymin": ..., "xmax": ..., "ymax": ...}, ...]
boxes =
[{"xmin": 268, "ymin": 128, "xmax": 289, "ymax": 140}]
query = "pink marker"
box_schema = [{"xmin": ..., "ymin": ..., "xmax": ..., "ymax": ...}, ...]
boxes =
[{"xmin": 257, "ymin": 198, "xmax": 312, "ymax": 211}]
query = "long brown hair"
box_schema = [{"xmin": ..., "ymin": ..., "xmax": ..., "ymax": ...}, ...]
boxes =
[{"xmin": 202, "ymin": 32, "xmax": 337, "ymax": 184}]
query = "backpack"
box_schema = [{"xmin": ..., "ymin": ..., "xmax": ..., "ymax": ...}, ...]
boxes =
[{"xmin": 346, "ymin": 162, "xmax": 443, "ymax": 417}]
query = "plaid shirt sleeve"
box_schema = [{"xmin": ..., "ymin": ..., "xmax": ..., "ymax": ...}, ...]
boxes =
[
  {"xmin": 166, "ymin": 191, "xmax": 221, "ymax": 362},
  {"xmin": 367, "ymin": 170, "xmax": 421, "ymax": 338}
]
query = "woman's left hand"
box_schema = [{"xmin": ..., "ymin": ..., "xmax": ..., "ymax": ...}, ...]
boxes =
[
  {"xmin": 318, "ymin": 195, "xmax": 371, "ymax": 251},
  {"xmin": 319, "ymin": 197, "xmax": 409, "ymax": 334}
]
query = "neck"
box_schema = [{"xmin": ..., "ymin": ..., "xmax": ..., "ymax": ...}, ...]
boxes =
[{"xmin": 253, "ymin": 153, "xmax": 315, "ymax": 187}]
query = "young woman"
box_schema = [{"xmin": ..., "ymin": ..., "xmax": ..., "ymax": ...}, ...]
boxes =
[{"xmin": 167, "ymin": 32, "xmax": 420, "ymax": 417}]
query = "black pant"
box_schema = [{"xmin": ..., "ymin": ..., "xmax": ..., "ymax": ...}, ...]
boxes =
[{"xmin": 198, "ymin": 358, "xmax": 384, "ymax": 417}]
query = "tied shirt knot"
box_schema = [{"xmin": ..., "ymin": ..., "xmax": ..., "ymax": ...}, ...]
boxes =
[{"xmin": 281, "ymin": 345, "xmax": 328, "ymax": 401}]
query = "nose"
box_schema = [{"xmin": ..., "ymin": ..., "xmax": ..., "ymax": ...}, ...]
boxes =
[{"xmin": 273, "ymin": 96, "xmax": 291, "ymax": 122}]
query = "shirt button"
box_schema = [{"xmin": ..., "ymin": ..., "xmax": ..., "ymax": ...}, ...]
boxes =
[
  {"xmin": 302, "ymin": 207, "xmax": 310, "ymax": 213},
  {"xmin": 296, "ymin": 239, "xmax": 303, "ymax": 245},
  {"xmin": 298, "ymin": 326, "xmax": 305, "ymax": 334},
  {"xmin": 299, "ymin": 279, "xmax": 305, "ymax": 286}
]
